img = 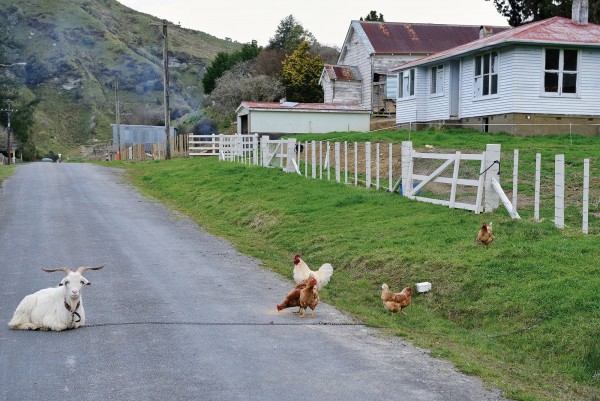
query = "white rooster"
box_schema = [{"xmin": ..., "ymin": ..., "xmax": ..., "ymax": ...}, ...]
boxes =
[{"xmin": 293, "ymin": 255, "xmax": 333, "ymax": 290}]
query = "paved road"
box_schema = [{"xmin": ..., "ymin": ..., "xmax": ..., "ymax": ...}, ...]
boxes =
[{"xmin": 0, "ymin": 163, "xmax": 507, "ymax": 401}]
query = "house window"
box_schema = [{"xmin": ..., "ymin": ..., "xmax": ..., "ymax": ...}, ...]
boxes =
[
  {"xmin": 474, "ymin": 52, "xmax": 498, "ymax": 97},
  {"xmin": 544, "ymin": 49, "xmax": 578, "ymax": 95},
  {"xmin": 399, "ymin": 69, "xmax": 415, "ymax": 98},
  {"xmin": 431, "ymin": 65, "xmax": 444, "ymax": 94}
]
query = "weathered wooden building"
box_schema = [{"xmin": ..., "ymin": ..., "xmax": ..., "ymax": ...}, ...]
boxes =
[
  {"xmin": 319, "ymin": 65, "xmax": 362, "ymax": 104},
  {"xmin": 323, "ymin": 21, "xmax": 509, "ymax": 114}
]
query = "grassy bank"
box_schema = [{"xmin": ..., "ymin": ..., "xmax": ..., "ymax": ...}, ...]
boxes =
[
  {"xmin": 121, "ymin": 130, "xmax": 599, "ymax": 401},
  {"xmin": 0, "ymin": 164, "xmax": 16, "ymax": 186}
]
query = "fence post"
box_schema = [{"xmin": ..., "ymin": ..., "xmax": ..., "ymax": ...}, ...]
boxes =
[
  {"xmin": 261, "ymin": 135, "xmax": 270, "ymax": 166},
  {"xmin": 335, "ymin": 142, "xmax": 340, "ymax": 183},
  {"xmin": 555, "ymin": 154, "xmax": 565, "ymax": 229},
  {"xmin": 319, "ymin": 141, "xmax": 323, "ymax": 180},
  {"xmin": 344, "ymin": 141, "xmax": 348, "ymax": 185},
  {"xmin": 534, "ymin": 153, "xmax": 541, "ymax": 221},
  {"xmin": 401, "ymin": 141, "xmax": 412, "ymax": 196},
  {"xmin": 375, "ymin": 143, "xmax": 380, "ymax": 190},
  {"xmin": 354, "ymin": 142, "xmax": 358, "ymax": 186},
  {"xmin": 285, "ymin": 138, "xmax": 296, "ymax": 173},
  {"xmin": 484, "ymin": 144, "xmax": 501, "ymax": 212},
  {"xmin": 253, "ymin": 134, "xmax": 259, "ymax": 165},
  {"xmin": 305, "ymin": 141, "xmax": 308, "ymax": 178},
  {"xmin": 311, "ymin": 141, "xmax": 316, "ymax": 179},
  {"xmin": 365, "ymin": 142, "xmax": 371, "ymax": 188},
  {"xmin": 512, "ymin": 149, "xmax": 519, "ymax": 213},
  {"xmin": 326, "ymin": 142, "xmax": 331, "ymax": 180},
  {"xmin": 583, "ymin": 158, "xmax": 590, "ymax": 234},
  {"xmin": 388, "ymin": 143, "xmax": 393, "ymax": 191}
]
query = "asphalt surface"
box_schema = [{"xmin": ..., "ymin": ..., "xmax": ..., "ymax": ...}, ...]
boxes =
[{"xmin": 0, "ymin": 162, "xmax": 508, "ymax": 401}]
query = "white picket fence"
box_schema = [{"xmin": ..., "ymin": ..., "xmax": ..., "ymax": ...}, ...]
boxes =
[{"xmin": 189, "ymin": 133, "xmax": 594, "ymax": 233}]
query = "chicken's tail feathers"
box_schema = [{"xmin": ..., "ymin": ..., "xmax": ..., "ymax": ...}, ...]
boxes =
[{"xmin": 316, "ymin": 263, "xmax": 334, "ymax": 289}]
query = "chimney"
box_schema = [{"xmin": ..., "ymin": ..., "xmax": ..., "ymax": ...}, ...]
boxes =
[
  {"xmin": 479, "ymin": 26, "xmax": 494, "ymax": 39},
  {"xmin": 572, "ymin": 0, "xmax": 589, "ymax": 25}
]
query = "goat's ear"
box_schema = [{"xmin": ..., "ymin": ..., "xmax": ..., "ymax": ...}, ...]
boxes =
[
  {"xmin": 82, "ymin": 277, "xmax": 91, "ymax": 286},
  {"xmin": 59, "ymin": 277, "xmax": 68, "ymax": 287}
]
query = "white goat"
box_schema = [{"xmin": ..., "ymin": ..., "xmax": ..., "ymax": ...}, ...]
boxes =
[{"xmin": 8, "ymin": 265, "xmax": 105, "ymax": 331}]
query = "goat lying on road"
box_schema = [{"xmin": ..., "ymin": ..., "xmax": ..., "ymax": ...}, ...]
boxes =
[{"xmin": 8, "ymin": 265, "xmax": 105, "ymax": 331}]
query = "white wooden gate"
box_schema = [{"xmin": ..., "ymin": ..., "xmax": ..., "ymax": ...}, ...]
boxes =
[
  {"xmin": 399, "ymin": 141, "xmax": 519, "ymax": 218},
  {"xmin": 260, "ymin": 136, "xmax": 300, "ymax": 174},
  {"xmin": 188, "ymin": 134, "xmax": 219, "ymax": 156}
]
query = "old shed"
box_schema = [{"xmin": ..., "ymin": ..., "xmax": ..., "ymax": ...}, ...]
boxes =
[{"xmin": 236, "ymin": 101, "xmax": 371, "ymax": 135}]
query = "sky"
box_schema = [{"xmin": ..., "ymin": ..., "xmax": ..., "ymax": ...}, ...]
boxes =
[{"xmin": 117, "ymin": 0, "xmax": 509, "ymax": 48}]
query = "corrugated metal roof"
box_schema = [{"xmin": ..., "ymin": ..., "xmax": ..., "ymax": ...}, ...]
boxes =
[
  {"xmin": 323, "ymin": 64, "xmax": 362, "ymax": 81},
  {"xmin": 393, "ymin": 17, "xmax": 600, "ymax": 71},
  {"xmin": 356, "ymin": 21, "xmax": 510, "ymax": 54},
  {"xmin": 239, "ymin": 101, "xmax": 370, "ymax": 112}
]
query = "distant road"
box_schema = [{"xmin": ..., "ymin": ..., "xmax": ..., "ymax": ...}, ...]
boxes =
[{"xmin": 0, "ymin": 163, "xmax": 506, "ymax": 401}]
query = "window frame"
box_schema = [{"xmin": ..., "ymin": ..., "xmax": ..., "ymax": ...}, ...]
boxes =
[
  {"xmin": 399, "ymin": 68, "xmax": 416, "ymax": 99},
  {"xmin": 430, "ymin": 64, "xmax": 444, "ymax": 95},
  {"xmin": 473, "ymin": 52, "xmax": 499, "ymax": 98},
  {"xmin": 542, "ymin": 48, "xmax": 579, "ymax": 97}
]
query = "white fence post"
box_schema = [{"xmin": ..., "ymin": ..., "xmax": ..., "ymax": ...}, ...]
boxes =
[
  {"xmin": 375, "ymin": 143, "xmax": 380, "ymax": 190},
  {"xmin": 512, "ymin": 149, "xmax": 519, "ymax": 213},
  {"xmin": 335, "ymin": 142, "xmax": 341, "ymax": 183},
  {"xmin": 261, "ymin": 135, "xmax": 270, "ymax": 166},
  {"xmin": 484, "ymin": 144, "xmax": 501, "ymax": 212},
  {"xmin": 354, "ymin": 142, "xmax": 358, "ymax": 186},
  {"xmin": 319, "ymin": 141, "xmax": 323, "ymax": 180},
  {"xmin": 311, "ymin": 141, "xmax": 316, "ymax": 179},
  {"xmin": 326, "ymin": 142, "xmax": 331, "ymax": 181},
  {"xmin": 285, "ymin": 138, "xmax": 297, "ymax": 173},
  {"xmin": 449, "ymin": 151, "xmax": 461, "ymax": 208},
  {"xmin": 401, "ymin": 141, "xmax": 412, "ymax": 196},
  {"xmin": 583, "ymin": 158, "xmax": 589, "ymax": 234},
  {"xmin": 305, "ymin": 141, "xmax": 308, "ymax": 178},
  {"xmin": 253, "ymin": 134, "xmax": 259, "ymax": 165},
  {"xmin": 534, "ymin": 153, "xmax": 541, "ymax": 221},
  {"xmin": 365, "ymin": 142, "xmax": 371, "ymax": 188},
  {"xmin": 388, "ymin": 143, "xmax": 393, "ymax": 191},
  {"xmin": 555, "ymin": 154, "xmax": 565, "ymax": 229},
  {"xmin": 344, "ymin": 141, "xmax": 348, "ymax": 185}
]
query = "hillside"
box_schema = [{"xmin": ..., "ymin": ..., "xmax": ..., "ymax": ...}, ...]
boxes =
[{"xmin": 0, "ymin": 0, "xmax": 242, "ymax": 156}]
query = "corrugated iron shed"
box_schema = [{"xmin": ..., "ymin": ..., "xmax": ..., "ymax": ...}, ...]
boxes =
[
  {"xmin": 392, "ymin": 17, "xmax": 600, "ymax": 70},
  {"xmin": 356, "ymin": 21, "xmax": 510, "ymax": 54}
]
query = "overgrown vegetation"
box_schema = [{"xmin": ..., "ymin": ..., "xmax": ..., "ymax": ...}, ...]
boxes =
[{"xmin": 119, "ymin": 129, "xmax": 600, "ymax": 401}]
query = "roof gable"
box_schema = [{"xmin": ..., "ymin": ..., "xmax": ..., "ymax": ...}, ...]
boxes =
[
  {"xmin": 322, "ymin": 65, "xmax": 362, "ymax": 81},
  {"xmin": 351, "ymin": 20, "xmax": 510, "ymax": 54},
  {"xmin": 393, "ymin": 17, "xmax": 600, "ymax": 70}
]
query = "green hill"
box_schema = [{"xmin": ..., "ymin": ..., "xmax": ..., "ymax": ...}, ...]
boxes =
[{"xmin": 0, "ymin": 0, "xmax": 242, "ymax": 155}]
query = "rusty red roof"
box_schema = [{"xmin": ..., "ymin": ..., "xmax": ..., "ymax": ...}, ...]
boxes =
[
  {"xmin": 238, "ymin": 101, "xmax": 370, "ymax": 112},
  {"xmin": 322, "ymin": 65, "xmax": 362, "ymax": 81},
  {"xmin": 355, "ymin": 21, "xmax": 510, "ymax": 54},
  {"xmin": 393, "ymin": 17, "xmax": 600, "ymax": 70}
]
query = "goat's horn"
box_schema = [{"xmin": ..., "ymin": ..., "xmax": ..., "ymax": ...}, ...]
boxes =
[
  {"xmin": 76, "ymin": 264, "xmax": 106, "ymax": 274},
  {"xmin": 42, "ymin": 267, "xmax": 72, "ymax": 274}
]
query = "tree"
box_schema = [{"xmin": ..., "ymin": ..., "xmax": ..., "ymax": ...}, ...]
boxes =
[
  {"xmin": 204, "ymin": 61, "xmax": 285, "ymax": 130},
  {"xmin": 281, "ymin": 41, "xmax": 324, "ymax": 103},
  {"xmin": 253, "ymin": 48, "xmax": 287, "ymax": 77},
  {"xmin": 486, "ymin": 0, "xmax": 600, "ymax": 26},
  {"xmin": 360, "ymin": 11, "xmax": 385, "ymax": 21},
  {"xmin": 268, "ymin": 15, "xmax": 316, "ymax": 53},
  {"xmin": 201, "ymin": 42, "xmax": 261, "ymax": 94}
]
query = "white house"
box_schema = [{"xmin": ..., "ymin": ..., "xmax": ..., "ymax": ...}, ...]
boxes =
[
  {"xmin": 236, "ymin": 101, "xmax": 371, "ymax": 135},
  {"xmin": 322, "ymin": 21, "xmax": 509, "ymax": 114},
  {"xmin": 391, "ymin": 15, "xmax": 600, "ymax": 135}
]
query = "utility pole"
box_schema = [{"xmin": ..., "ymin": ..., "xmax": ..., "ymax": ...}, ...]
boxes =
[
  {"xmin": 114, "ymin": 75, "xmax": 121, "ymax": 160},
  {"xmin": 1, "ymin": 100, "xmax": 16, "ymax": 165},
  {"xmin": 151, "ymin": 19, "xmax": 180, "ymax": 160}
]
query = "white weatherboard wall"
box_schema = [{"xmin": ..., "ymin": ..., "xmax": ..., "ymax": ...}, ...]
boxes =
[{"xmin": 243, "ymin": 110, "xmax": 370, "ymax": 134}]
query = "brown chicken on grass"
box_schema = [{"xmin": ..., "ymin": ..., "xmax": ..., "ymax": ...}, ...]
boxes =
[
  {"xmin": 381, "ymin": 284, "xmax": 412, "ymax": 315},
  {"xmin": 299, "ymin": 275, "xmax": 319, "ymax": 318},
  {"xmin": 476, "ymin": 221, "xmax": 494, "ymax": 247},
  {"xmin": 277, "ymin": 279, "xmax": 308, "ymax": 312}
]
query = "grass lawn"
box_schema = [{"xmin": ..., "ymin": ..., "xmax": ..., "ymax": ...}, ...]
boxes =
[
  {"xmin": 0, "ymin": 164, "xmax": 16, "ymax": 186},
  {"xmin": 120, "ymin": 129, "xmax": 599, "ymax": 401}
]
